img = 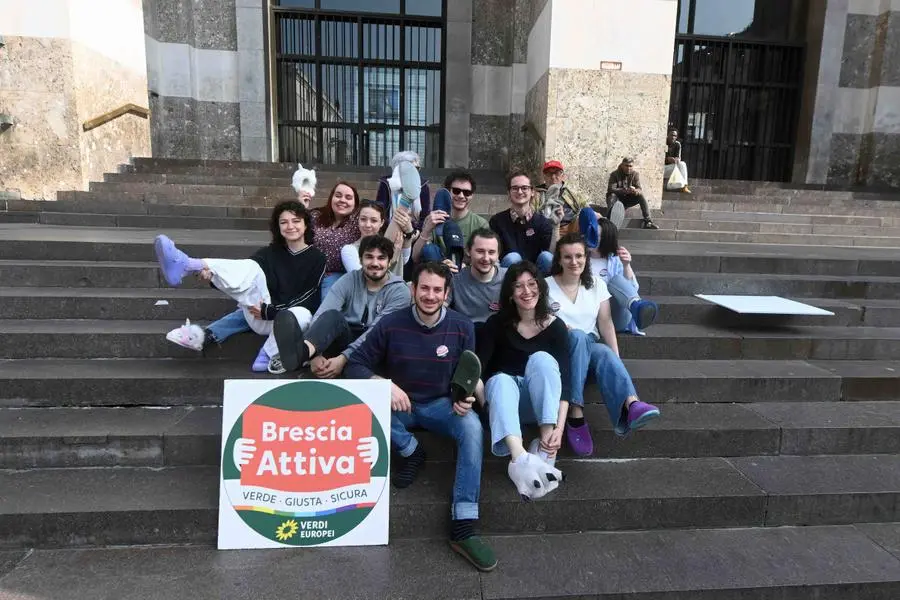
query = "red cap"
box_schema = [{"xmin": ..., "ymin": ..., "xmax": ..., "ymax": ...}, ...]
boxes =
[{"xmin": 542, "ymin": 160, "xmax": 564, "ymax": 172}]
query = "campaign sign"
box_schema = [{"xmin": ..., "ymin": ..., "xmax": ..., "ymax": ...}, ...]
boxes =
[{"xmin": 218, "ymin": 379, "xmax": 390, "ymax": 549}]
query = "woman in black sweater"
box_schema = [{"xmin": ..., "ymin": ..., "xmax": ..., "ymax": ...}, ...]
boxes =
[
  {"xmin": 477, "ymin": 261, "xmax": 568, "ymax": 500},
  {"xmin": 154, "ymin": 201, "xmax": 326, "ymax": 372}
]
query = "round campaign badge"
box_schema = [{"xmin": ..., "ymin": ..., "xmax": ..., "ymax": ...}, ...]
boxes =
[
  {"xmin": 221, "ymin": 381, "xmax": 389, "ymax": 546},
  {"xmin": 488, "ymin": 301, "xmax": 500, "ymax": 312},
  {"xmin": 525, "ymin": 228, "xmax": 535, "ymax": 237},
  {"xmin": 436, "ymin": 344, "xmax": 449, "ymax": 358}
]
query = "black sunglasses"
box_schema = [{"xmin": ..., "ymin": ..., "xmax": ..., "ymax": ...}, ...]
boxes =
[{"xmin": 450, "ymin": 187, "xmax": 474, "ymax": 198}]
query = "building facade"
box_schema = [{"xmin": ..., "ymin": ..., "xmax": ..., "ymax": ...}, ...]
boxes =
[{"xmin": 1, "ymin": 0, "xmax": 899, "ymax": 200}]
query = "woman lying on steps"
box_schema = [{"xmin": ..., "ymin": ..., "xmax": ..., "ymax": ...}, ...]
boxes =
[
  {"xmin": 477, "ymin": 261, "xmax": 567, "ymax": 501},
  {"xmin": 546, "ymin": 232, "xmax": 660, "ymax": 456},
  {"xmin": 154, "ymin": 200, "xmax": 326, "ymax": 372},
  {"xmin": 340, "ymin": 200, "xmax": 412, "ymax": 277},
  {"xmin": 579, "ymin": 209, "xmax": 658, "ymax": 335}
]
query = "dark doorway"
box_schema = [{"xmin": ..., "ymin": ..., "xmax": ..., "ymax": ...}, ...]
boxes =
[
  {"xmin": 273, "ymin": 0, "xmax": 444, "ymax": 167},
  {"xmin": 669, "ymin": 0, "xmax": 807, "ymax": 181}
]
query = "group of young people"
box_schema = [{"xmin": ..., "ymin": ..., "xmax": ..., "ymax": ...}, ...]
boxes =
[{"xmin": 152, "ymin": 153, "xmax": 662, "ymax": 572}]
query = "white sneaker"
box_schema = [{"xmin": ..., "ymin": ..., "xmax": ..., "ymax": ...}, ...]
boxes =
[
  {"xmin": 529, "ymin": 438, "xmax": 557, "ymax": 468},
  {"xmin": 165, "ymin": 319, "xmax": 205, "ymax": 351},
  {"xmin": 267, "ymin": 356, "xmax": 287, "ymax": 375}
]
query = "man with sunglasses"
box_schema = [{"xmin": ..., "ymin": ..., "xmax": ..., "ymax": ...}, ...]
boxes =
[
  {"xmin": 413, "ymin": 171, "xmax": 489, "ymax": 264},
  {"xmin": 489, "ymin": 170, "xmax": 558, "ymax": 275}
]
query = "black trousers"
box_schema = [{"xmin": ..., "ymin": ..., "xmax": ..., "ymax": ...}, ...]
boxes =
[
  {"xmin": 608, "ymin": 191, "xmax": 651, "ymax": 220},
  {"xmin": 305, "ymin": 309, "xmax": 365, "ymax": 358}
]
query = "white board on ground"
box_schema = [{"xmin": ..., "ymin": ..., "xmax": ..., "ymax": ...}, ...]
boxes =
[
  {"xmin": 218, "ymin": 379, "xmax": 391, "ymax": 550},
  {"xmin": 695, "ymin": 295, "xmax": 835, "ymax": 316}
]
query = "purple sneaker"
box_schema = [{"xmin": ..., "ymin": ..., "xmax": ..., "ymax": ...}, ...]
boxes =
[
  {"xmin": 154, "ymin": 235, "xmax": 196, "ymax": 286},
  {"xmin": 565, "ymin": 421, "xmax": 594, "ymax": 457},
  {"xmin": 627, "ymin": 401, "xmax": 660, "ymax": 431},
  {"xmin": 251, "ymin": 345, "xmax": 270, "ymax": 373}
]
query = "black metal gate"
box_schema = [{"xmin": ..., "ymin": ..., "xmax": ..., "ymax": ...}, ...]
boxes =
[
  {"xmin": 273, "ymin": 4, "xmax": 444, "ymax": 167},
  {"xmin": 669, "ymin": 36, "xmax": 804, "ymax": 181}
]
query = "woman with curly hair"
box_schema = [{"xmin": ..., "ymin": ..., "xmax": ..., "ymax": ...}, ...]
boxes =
[{"xmin": 477, "ymin": 261, "xmax": 567, "ymax": 501}]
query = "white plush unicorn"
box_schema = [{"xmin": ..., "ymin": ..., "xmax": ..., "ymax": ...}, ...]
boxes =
[{"xmin": 291, "ymin": 163, "xmax": 317, "ymax": 205}]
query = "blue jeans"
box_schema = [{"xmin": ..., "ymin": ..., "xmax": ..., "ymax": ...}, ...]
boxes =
[
  {"xmin": 320, "ymin": 272, "xmax": 343, "ymax": 303},
  {"xmin": 500, "ymin": 251, "xmax": 553, "ymax": 275},
  {"xmin": 567, "ymin": 329, "xmax": 636, "ymax": 433},
  {"xmin": 606, "ymin": 273, "xmax": 640, "ymax": 332},
  {"xmin": 484, "ymin": 351, "xmax": 561, "ymax": 457},
  {"xmin": 206, "ymin": 308, "xmax": 250, "ymax": 343},
  {"xmin": 391, "ymin": 397, "xmax": 483, "ymax": 520}
]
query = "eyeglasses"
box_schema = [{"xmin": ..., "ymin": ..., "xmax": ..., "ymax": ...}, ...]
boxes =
[
  {"xmin": 509, "ymin": 185, "xmax": 533, "ymax": 193},
  {"xmin": 450, "ymin": 187, "xmax": 474, "ymax": 197},
  {"xmin": 514, "ymin": 280, "xmax": 539, "ymax": 293}
]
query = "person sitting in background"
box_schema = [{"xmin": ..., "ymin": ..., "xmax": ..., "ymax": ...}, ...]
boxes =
[
  {"xmin": 606, "ymin": 158, "xmax": 659, "ymax": 231},
  {"xmin": 340, "ymin": 200, "xmax": 411, "ymax": 278},
  {"xmin": 154, "ymin": 201, "xmax": 325, "ymax": 372},
  {"xmin": 534, "ymin": 160, "xmax": 588, "ymax": 236},
  {"xmin": 580, "ymin": 210, "xmax": 658, "ymax": 335},
  {"xmin": 664, "ymin": 128, "xmax": 691, "ymax": 194},
  {"xmin": 546, "ymin": 232, "xmax": 660, "ymax": 456},
  {"xmin": 271, "ymin": 234, "xmax": 410, "ymax": 377},
  {"xmin": 478, "ymin": 261, "xmax": 567, "ymax": 500},
  {"xmin": 414, "ymin": 171, "xmax": 489, "ymax": 265},
  {"xmin": 312, "ymin": 182, "xmax": 361, "ymax": 300},
  {"xmin": 489, "ymin": 170, "xmax": 559, "ymax": 275}
]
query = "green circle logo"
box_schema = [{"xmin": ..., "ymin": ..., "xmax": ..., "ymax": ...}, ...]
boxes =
[{"xmin": 222, "ymin": 381, "xmax": 388, "ymax": 546}]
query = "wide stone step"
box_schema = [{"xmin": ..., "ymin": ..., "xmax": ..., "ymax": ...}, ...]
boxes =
[
  {"xmin": 662, "ymin": 198, "xmax": 900, "ymax": 218},
  {"xmin": 5, "ymin": 455, "xmax": 900, "ymax": 547},
  {"xmin": 5, "ymin": 225, "xmax": 900, "ymax": 276},
  {"xmin": 655, "ymin": 207, "xmax": 896, "ymax": 227},
  {"xmin": 0, "ymin": 210, "xmax": 271, "ymax": 231},
  {"xmin": 2, "ymin": 321, "xmax": 899, "ymax": 360},
  {"xmin": 620, "ymin": 227, "xmax": 900, "ymax": 248},
  {"xmin": 3, "ymin": 525, "xmax": 899, "ymax": 599},
  {"xmin": 4, "ymin": 358, "xmax": 876, "ymax": 408},
  {"xmin": 639, "ymin": 270, "xmax": 900, "ymax": 299},
  {"xmin": 6, "ymin": 401, "xmax": 900, "ymax": 469},
  {"xmin": 634, "ymin": 218, "xmax": 900, "ymax": 237},
  {"xmin": 6, "ymin": 287, "xmax": 898, "ymax": 326},
  {"xmin": 0, "ymin": 287, "xmax": 232, "ymax": 320}
]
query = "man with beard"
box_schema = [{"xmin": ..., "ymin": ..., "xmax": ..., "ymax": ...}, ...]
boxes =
[
  {"xmin": 447, "ymin": 229, "xmax": 506, "ymax": 334},
  {"xmin": 272, "ymin": 234, "xmax": 411, "ymax": 378},
  {"xmin": 345, "ymin": 261, "xmax": 497, "ymax": 573}
]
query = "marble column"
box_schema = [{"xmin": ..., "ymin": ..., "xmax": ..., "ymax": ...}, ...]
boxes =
[{"xmin": 523, "ymin": 0, "xmax": 677, "ymax": 207}]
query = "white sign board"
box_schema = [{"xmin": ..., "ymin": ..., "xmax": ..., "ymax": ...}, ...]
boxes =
[
  {"xmin": 695, "ymin": 295, "xmax": 835, "ymax": 316},
  {"xmin": 218, "ymin": 379, "xmax": 391, "ymax": 550}
]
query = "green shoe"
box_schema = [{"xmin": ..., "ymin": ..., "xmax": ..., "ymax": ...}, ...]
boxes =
[
  {"xmin": 451, "ymin": 350, "xmax": 481, "ymax": 403},
  {"xmin": 449, "ymin": 536, "xmax": 498, "ymax": 572}
]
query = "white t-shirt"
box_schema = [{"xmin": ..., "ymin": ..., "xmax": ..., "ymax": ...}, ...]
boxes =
[
  {"xmin": 546, "ymin": 275, "xmax": 612, "ymax": 337},
  {"xmin": 592, "ymin": 256, "xmax": 609, "ymax": 280}
]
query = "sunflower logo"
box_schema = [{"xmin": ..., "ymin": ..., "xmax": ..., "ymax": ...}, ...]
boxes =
[{"xmin": 275, "ymin": 519, "xmax": 299, "ymax": 541}]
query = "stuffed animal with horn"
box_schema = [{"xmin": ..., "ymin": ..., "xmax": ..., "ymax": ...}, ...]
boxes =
[{"xmin": 291, "ymin": 164, "xmax": 317, "ymax": 206}]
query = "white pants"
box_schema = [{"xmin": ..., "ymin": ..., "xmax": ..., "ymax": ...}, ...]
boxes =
[
  {"xmin": 664, "ymin": 161, "xmax": 689, "ymax": 188},
  {"xmin": 205, "ymin": 258, "xmax": 311, "ymax": 357}
]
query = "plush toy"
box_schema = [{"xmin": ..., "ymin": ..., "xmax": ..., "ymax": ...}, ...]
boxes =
[
  {"xmin": 538, "ymin": 183, "xmax": 564, "ymax": 225},
  {"xmin": 386, "ymin": 151, "xmax": 422, "ymax": 217},
  {"xmin": 291, "ymin": 164, "xmax": 317, "ymax": 203}
]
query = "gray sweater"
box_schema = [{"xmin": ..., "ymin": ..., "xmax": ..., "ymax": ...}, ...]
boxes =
[
  {"xmin": 450, "ymin": 266, "xmax": 506, "ymax": 324},
  {"xmin": 311, "ymin": 270, "xmax": 411, "ymax": 358}
]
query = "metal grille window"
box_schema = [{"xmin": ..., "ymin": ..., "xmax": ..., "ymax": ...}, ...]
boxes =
[
  {"xmin": 669, "ymin": 0, "xmax": 806, "ymax": 181},
  {"xmin": 273, "ymin": 0, "xmax": 445, "ymax": 167}
]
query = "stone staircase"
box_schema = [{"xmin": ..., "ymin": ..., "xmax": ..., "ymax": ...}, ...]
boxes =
[{"xmin": 2, "ymin": 161, "xmax": 900, "ymax": 598}]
